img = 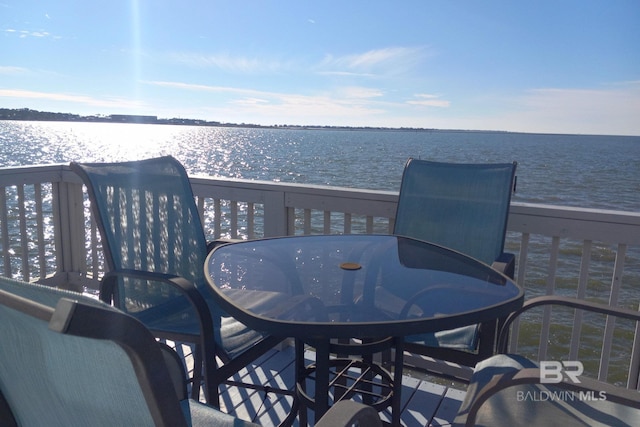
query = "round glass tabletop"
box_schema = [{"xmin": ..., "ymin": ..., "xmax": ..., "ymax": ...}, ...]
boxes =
[{"xmin": 205, "ymin": 234, "xmax": 523, "ymax": 339}]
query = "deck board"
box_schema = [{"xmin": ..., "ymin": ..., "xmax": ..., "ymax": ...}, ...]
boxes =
[{"xmin": 209, "ymin": 346, "xmax": 466, "ymax": 426}]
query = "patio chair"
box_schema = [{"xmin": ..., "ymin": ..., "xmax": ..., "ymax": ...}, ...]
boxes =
[
  {"xmin": 70, "ymin": 156, "xmax": 284, "ymax": 405},
  {"xmin": 0, "ymin": 276, "xmax": 381, "ymax": 427},
  {"xmin": 392, "ymin": 158, "xmax": 517, "ymax": 378},
  {"xmin": 453, "ymin": 295, "xmax": 640, "ymax": 426}
]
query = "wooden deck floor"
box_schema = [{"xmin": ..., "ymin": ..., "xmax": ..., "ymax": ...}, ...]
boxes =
[{"xmin": 207, "ymin": 345, "xmax": 466, "ymax": 427}]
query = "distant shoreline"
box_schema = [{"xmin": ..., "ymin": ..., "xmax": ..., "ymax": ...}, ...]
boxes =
[
  {"xmin": 0, "ymin": 107, "xmax": 625, "ymax": 138},
  {"xmin": 0, "ymin": 107, "xmax": 519, "ymax": 134}
]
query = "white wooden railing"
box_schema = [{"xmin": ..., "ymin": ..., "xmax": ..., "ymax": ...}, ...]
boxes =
[{"xmin": 2, "ymin": 163, "xmax": 640, "ymax": 386}]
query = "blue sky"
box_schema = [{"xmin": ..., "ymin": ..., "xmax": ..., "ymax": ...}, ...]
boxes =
[{"xmin": 1, "ymin": 1, "xmax": 639, "ymax": 135}]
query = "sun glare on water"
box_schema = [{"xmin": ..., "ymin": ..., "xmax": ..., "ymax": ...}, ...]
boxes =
[{"xmin": 62, "ymin": 122, "xmax": 188, "ymax": 162}]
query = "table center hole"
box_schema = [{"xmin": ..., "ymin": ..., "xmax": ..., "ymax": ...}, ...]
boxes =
[{"xmin": 340, "ymin": 262, "xmax": 362, "ymax": 270}]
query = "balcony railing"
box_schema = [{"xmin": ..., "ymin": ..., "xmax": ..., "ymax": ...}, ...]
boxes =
[{"xmin": 2, "ymin": 163, "xmax": 640, "ymax": 387}]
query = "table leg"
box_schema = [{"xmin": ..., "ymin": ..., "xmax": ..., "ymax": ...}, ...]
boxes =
[
  {"xmin": 313, "ymin": 339, "xmax": 331, "ymax": 424},
  {"xmin": 362, "ymin": 339, "xmax": 375, "ymax": 406},
  {"xmin": 295, "ymin": 339, "xmax": 307, "ymax": 427},
  {"xmin": 391, "ymin": 336, "xmax": 404, "ymax": 427}
]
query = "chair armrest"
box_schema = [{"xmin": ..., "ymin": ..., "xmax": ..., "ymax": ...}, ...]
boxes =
[
  {"xmin": 315, "ymin": 400, "xmax": 382, "ymax": 427},
  {"xmin": 491, "ymin": 252, "xmax": 515, "ymax": 279},
  {"xmin": 100, "ymin": 269, "xmax": 216, "ymax": 353},
  {"xmin": 458, "ymin": 367, "xmax": 640, "ymax": 427},
  {"xmin": 207, "ymin": 239, "xmax": 242, "ymax": 253},
  {"xmin": 497, "ymin": 295, "xmax": 640, "ymax": 352}
]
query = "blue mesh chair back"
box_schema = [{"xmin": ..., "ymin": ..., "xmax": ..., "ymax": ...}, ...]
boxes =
[
  {"xmin": 392, "ymin": 158, "xmax": 517, "ymax": 376},
  {"xmin": 0, "ymin": 278, "xmax": 179, "ymax": 426},
  {"xmin": 0, "ymin": 276, "xmax": 266, "ymax": 426},
  {"xmin": 72, "ymin": 156, "xmax": 216, "ymax": 324},
  {"xmin": 80, "ymin": 156, "xmax": 207, "ymax": 285},
  {"xmin": 71, "ymin": 156, "xmax": 282, "ymax": 405},
  {"xmin": 394, "ymin": 159, "xmax": 517, "ymax": 266}
]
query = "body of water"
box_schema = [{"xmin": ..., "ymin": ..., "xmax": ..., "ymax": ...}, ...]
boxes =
[
  {"xmin": 2, "ymin": 121, "xmax": 640, "ymax": 384},
  {"xmin": 1, "ymin": 121, "xmax": 639, "ymax": 212}
]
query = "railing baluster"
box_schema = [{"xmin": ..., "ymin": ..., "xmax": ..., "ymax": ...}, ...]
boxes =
[
  {"xmin": 34, "ymin": 184, "xmax": 47, "ymax": 280},
  {"xmin": 570, "ymin": 240, "xmax": 592, "ymax": 360},
  {"xmin": 0, "ymin": 187, "xmax": 11, "ymax": 276},
  {"xmin": 196, "ymin": 196, "xmax": 205, "ymax": 226},
  {"xmin": 247, "ymin": 202, "xmax": 255, "ymax": 239},
  {"xmin": 628, "ymin": 311, "xmax": 640, "ymax": 390},
  {"xmin": 287, "ymin": 207, "xmax": 296, "ymax": 235},
  {"xmin": 90, "ymin": 213, "xmax": 100, "ymax": 279},
  {"xmin": 323, "ymin": 211, "xmax": 331, "ymax": 234},
  {"xmin": 515, "ymin": 232, "xmax": 530, "ymax": 291},
  {"xmin": 18, "ymin": 185, "xmax": 29, "ymax": 281},
  {"xmin": 344, "ymin": 213, "xmax": 352, "ymax": 234},
  {"xmin": 303, "ymin": 209, "xmax": 311, "ymax": 234},
  {"xmin": 230, "ymin": 201, "xmax": 238, "ymax": 238},
  {"xmin": 599, "ymin": 243, "xmax": 627, "ymax": 381},
  {"xmin": 214, "ymin": 199, "xmax": 222, "ymax": 239},
  {"xmin": 508, "ymin": 232, "xmax": 531, "ymax": 353},
  {"xmin": 538, "ymin": 235, "xmax": 560, "ymax": 361}
]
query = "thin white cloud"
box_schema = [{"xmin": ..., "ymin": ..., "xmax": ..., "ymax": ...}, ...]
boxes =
[
  {"xmin": 0, "ymin": 89, "xmax": 145, "ymax": 110},
  {"xmin": 146, "ymin": 80, "xmax": 388, "ymax": 123},
  {"xmin": 146, "ymin": 80, "xmax": 268, "ymax": 97},
  {"xmin": 322, "ymin": 47, "xmax": 419, "ymax": 68},
  {"xmin": 0, "ymin": 66, "xmax": 29, "ymax": 75},
  {"xmin": 439, "ymin": 82, "xmax": 640, "ymax": 135},
  {"xmin": 147, "ymin": 80, "xmax": 386, "ymax": 104},
  {"xmin": 231, "ymin": 97, "xmax": 270, "ymax": 106},
  {"xmin": 339, "ymin": 87, "xmax": 384, "ymax": 99},
  {"xmin": 522, "ymin": 85, "xmax": 639, "ymax": 112},
  {"xmin": 226, "ymin": 94, "xmax": 386, "ymax": 122},
  {"xmin": 316, "ymin": 71, "xmax": 376, "ymax": 78},
  {"xmin": 508, "ymin": 83, "xmax": 640, "ymax": 135},
  {"xmin": 165, "ymin": 46, "xmax": 427, "ymax": 79},
  {"xmin": 407, "ymin": 94, "xmax": 450, "ymax": 108},
  {"xmin": 318, "ymin": 46, "xmax": 428, "ymax": 76},
  {"xmin": 166, "ymin": 52, "xmax": 287, "ymax": 73},
  {"xmin": 4, "ymin": 28, "xmax": 59, "ymax": 39}
]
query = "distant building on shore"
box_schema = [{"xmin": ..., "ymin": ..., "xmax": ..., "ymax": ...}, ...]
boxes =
[{"xmin": 109, "ymin": 114, "xmax": 158, "ymax": 124}]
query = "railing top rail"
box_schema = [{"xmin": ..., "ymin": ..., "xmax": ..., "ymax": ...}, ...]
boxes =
[
  {"xmin": 511, "ymin": 202, "xmax": 640, "ymax": 222},
  {"xmin": 1, "ymin": 164, "xmax": 638, "ymax": 237},
  {"xmin": 189, "ymin": 174, "xmax": 398, "ymax": 198},
  {"xmin": 508, "ymin": 202, "xmax": 640, "ymax": 244},
  {"xmin": 0, "ymin": 163, "xmax": 66, "ymax": 187}
]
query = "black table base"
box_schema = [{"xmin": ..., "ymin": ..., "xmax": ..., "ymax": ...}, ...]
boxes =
[{"xmin": 293, "ymin": 337, "xmax": 404, "ymax": 427}]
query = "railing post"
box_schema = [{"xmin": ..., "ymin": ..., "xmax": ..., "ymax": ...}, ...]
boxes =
[
  {"xmin": 49, "ymin": 176, "xmax": 86, "ymax": 292},
  {"xmin": 262, "ymin": 190, "xmax": 288, "ymax": 237}
]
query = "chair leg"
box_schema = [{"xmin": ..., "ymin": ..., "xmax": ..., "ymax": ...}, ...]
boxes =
[
  {"xmin": 476, "ymin": 320, "xmax": 498, "ymax": 360},
  {"xmin": 190, "ymin": 345, "xmax": 203, "ymax": 400},
  {"xmin": 200, "ymin": 340, "xmax": 219, "ymax": 406}
]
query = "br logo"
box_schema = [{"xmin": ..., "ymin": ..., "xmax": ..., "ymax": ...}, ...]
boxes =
[{"xmin": 540, "ymin": 361, "xmax": 583, "ymax": 383}]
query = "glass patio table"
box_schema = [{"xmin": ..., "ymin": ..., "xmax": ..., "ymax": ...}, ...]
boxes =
[{"xmin": 204, "ymin": 234, "xmax": 523, "ymax": 426}]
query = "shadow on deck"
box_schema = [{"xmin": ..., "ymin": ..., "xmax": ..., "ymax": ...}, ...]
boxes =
[{"xmin": 202, "ymin": 345, "xmax": 466, "ymax": 427}]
